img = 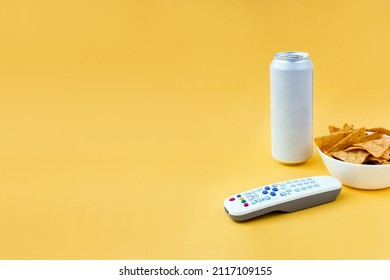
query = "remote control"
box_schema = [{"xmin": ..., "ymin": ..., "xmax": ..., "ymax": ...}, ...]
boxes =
[{"xmin": 224, "ymin": 176, "xmax": 342, "ymax": 221}]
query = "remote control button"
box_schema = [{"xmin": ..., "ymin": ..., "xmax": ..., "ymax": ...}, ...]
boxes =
[
  {"xmin": 255, "ymin": 198, "xmax": 263, "ymax": 203},
  {"xmin": 272, "ymin": 184, "xmax": 278, "ymax": 187},
  {"xmin": 244, "ymin": 203, "xmax": 249, "ymax": 207},
  {"xmin": 290, "ymin": 184, "xmax": 296, "ymax": 188},
  {"xmin": 241, "ymin": 199, "xmax": 246, "ymax": 203},
  {"xmin": 297, "ymin": 183, "xmax": 302, "ymax": 186},
  {"xmin": 247, "ymin": 197, "xmax": 253, "ymax": 201},
  {"xmin": 253, "ymin": 193, "xmax": 259, "ymax": 198},
  {"xmin": 301, "ymin": 186, "xmax": 307, "ymax": 190},
  {"xmin": 280, "ymin": 191, "xmax": 287, "ymax": 196},
  {"xmin": 237, "ymin": 194, "xmax": 241, "ymax": 198},
  {"xmin": 294, "ymin": 188, "xmax": 300, "ymax": 192},
  {"xmin": 280, "ymin": 186, "xmax": 286, "ymax": 190},
  {"xmin": 229, "ymin": 197, "xmax": 235, "ymax": 201},
  {"xmin": 314, "ymin": 184, "xmax": 320, "ymax": 187},
  {"xmin": 286, "ymin": 188, "xmax": 292, "ymax": 192},
  {"xmin": 308, "ymin": 185, "xmax": 313, "ymax": 189},
  {"xmin": 270, "ymin": 192, "xmax": 276, "ymax": 196},
  {"xmin": 272, "ymin": 187, "xmax": 278, "ymax": 191},
  {"xmin": 250, "ymin": 200, "xmax": 257, "ymax": 205},
  {"xmin": 262, "ymin": 190, "xmax": 268, "ymax": 195},
  {"xmin": 265, "ymin": 186, "xmax": 271, "ymax": 190},
  {"xmin": 264, "ymin": 195, "xmax": 271, "ymax": 200}
]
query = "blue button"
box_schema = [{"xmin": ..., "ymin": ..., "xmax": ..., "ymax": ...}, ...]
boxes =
[
  {"xmin": 237, "ymin": 194, "xmax": 241, "ymax": 197},
  {"xmin": 270, "ymin": 192, "xmax": 276, "ymax": 196},
  {"xmin": 262, "ymin": 190, "xmax": 268, "ymax": 194},
  {"xmin": 265, "ymin": 186, "xmax": 271, "ymax": 190},
  {"xmin": 272, "ymin": 187, "xmax": 278, "ymax": 191}
]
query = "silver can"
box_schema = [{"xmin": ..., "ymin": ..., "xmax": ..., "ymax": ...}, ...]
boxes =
[{"xmin": 270, "ymin": 51, "xmax": 313, "ymax": 165}]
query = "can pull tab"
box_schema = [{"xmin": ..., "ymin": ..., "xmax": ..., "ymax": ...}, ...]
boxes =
[{"xmin": 274, "ymin": 51, "xmax": 309, "ymax": 60}]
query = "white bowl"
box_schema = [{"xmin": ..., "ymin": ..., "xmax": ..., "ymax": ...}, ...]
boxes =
[{"xmin": 316, "ymin": 146, "xmax": 390, "ymax": 190}]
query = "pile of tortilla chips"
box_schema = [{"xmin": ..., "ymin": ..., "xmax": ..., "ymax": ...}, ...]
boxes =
[{"xmin": 315, "ymin": 123, "xmax": 390, "ymax": 165}]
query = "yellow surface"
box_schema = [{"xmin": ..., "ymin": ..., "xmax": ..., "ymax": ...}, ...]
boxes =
[{"xmin": 1, "ymin": 0, "xmax": 390, "ymax": 260}]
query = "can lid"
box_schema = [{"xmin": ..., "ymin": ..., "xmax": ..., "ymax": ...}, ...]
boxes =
[{"xmin": 274, "ymin": 51, "xmax": 309, "ymax": 60}]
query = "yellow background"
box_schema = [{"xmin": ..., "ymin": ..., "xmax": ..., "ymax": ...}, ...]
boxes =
[{"xmin": 1, "ymin": 0, "xmax": 390, "ymax": 259}]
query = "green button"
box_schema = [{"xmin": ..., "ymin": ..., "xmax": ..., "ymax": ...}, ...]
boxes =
[{"xmin": 241, "ymin": 199, "xmax": 246, "ymax": 203}]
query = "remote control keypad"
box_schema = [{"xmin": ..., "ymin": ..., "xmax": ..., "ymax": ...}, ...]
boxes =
[{"xmin": 227, "ymin": 178, "xmax": 319, "ymax": 208}]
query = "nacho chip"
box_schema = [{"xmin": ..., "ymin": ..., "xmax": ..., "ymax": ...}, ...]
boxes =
[
  {"xmin": 353, "ymin": 137, "xmax": 390, "ymax": 158},
  {"xmin": 327, "ymin": 127, "xmax": 366, "ymax": 153},
  {"xmin": 363, "ymin": 132, "xmax": 383, "ymax": 141},
  {"xmin": 314, "ymin": 131, "xmax": 352, "ymax": 152},
  {"xmin": 367, "ymin": 127, "xmax": 390, "ymax": 137},
  {"xmin": 328, "ymin": 123, "xmax": 354, "ymax": 134},
  {"xmin": 364, "ymin": 155, "xmax": 388, "ymax": 165},
  {"xmin": 328, "ymin": 125, "xmax": 341, "ymax": 133},
  {"xmin": 330, "ymin": 149, "xmax": 369, "ymax": 164},
  {"xmin": 343, "ymin": 123, "xmax": 354, "ymax": 131},
  {"xmin": 381, "ymin": 147, "xmax": 390, "ymax": 160}
]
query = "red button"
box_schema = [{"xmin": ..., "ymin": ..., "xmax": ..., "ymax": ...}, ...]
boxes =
[
  {"xmin": 244, "ymin": 203, "xmax": 249, "ymax": 207},
  {"xmin": 229, "ymin": 197, "xmax": 235, "ymax": 201}
]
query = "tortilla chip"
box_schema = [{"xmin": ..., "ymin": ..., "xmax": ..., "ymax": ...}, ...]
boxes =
[
  {"xmin": 380, "ymin": 147, "xmax": 390, "ymax": 160},
  {"xmin": 363, "ymin": 132, "xmax": 383, "ymax": 141},
  {"xmin": 367, "ymin": 127, "xmax": 390, "ymax": 137},
  {"xmin": 330, "ymin": 149, "xmax": 369, "ymax": 164},
  {"xmin": 353, "ymin": 137, "xmax": 390, "ymax": 158},
  {"xmin": 328, "ymin": 123, "xmax": 354, "ymax": 134},
  {"xmin": 343, "ymin": 123, "xmax": 354, "ymax": 131},
  {"xmin": 364, "ymin": 155, "xmax": 387, "ymax": 165},
  {"xmin": 345, "ymin": 146, "xmax": 367, "ymax": 152},
  {"xmin": 327, "ymin": 127, "xmax": 366, "ymax": 153},
  {"xmin": 314, "ymin": 131, "xmax": 352, "ymax": 152}
]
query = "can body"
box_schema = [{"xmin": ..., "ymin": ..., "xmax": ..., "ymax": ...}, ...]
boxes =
[{"xmin": 270, "ymin": 51, "xmax": 313, "ymax": 165}]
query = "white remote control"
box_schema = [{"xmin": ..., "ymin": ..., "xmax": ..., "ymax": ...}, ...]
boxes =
[{"xmin": 224, "ymin": 176, "xmax": 342, "ymax": 221}]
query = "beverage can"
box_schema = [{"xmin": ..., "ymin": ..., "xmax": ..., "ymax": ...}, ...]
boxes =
[{"xmin": 270, "ymin": 51, "xmax": 313, "ymax": 165}]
